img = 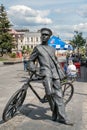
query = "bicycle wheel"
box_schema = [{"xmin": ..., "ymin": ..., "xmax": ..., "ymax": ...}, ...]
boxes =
[
  {"xmin": 61, "ymin": 82, "xmax": 74, "ymax": 105},
  {"xmin": 2, "ymin": 88, "xmax": 27, "ymax": 122}
]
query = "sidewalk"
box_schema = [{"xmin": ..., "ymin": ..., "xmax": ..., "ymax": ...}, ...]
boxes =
[
  {"xmin": 0, "ymin": 61, "xmax": 3, "ymax": 66},
  {"xmin": 0, "ymin": 64, "xmax": 87, "ymax": 130}
]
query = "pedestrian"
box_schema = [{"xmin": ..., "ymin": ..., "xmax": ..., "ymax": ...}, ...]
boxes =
[
  {"xmin": 64, "ymin": 62, "xmax": 68, "ymax": 75},
  {"xmin": 27, "ymin": 28, "xmax": 73, "ymax": 125},
  {"xmin": 67, "ymin": 60, "xmax": 77, "ymax": 79},
  {"xmin": 23, "ymin": 50, "xmax": 29, "ymax": 71},
  {"xmin": 68, "ymin": 53, "xmax": 73, "ymax": 63}
]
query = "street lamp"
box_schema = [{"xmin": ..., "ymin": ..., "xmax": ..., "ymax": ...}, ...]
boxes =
[{"xmin": 85, "ymin": 43, "xmax": 87, "ymax": 56}]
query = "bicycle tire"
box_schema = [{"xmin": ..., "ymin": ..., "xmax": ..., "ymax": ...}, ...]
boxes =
[
  {"xmin": 2, "ymin": 88, "xmax": 27, "ymax": 122},
  {"xmin": 61, "ymin": 82, "xmax": 74, "ymax": 105}
]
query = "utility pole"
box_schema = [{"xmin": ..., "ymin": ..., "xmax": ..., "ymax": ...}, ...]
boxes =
[{"xmin": 85, "ymin": 41, "xmax": 87, "ymax": 56}]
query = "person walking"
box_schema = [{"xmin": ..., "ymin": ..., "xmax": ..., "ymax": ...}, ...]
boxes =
[
  {"xmin": 28, "ymin": 28, "xmax": 73, "ymax": 125},
  {"xmin": 23, "ymin": 50, "xmax": 29, "ymax": 71}
]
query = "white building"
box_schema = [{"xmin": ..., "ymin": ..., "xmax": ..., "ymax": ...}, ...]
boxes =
[{"xmin": 18, "ymin": 31, "xmax": 41, "ymax": 50}]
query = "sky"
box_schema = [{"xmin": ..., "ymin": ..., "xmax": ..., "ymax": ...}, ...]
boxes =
[{"xmin": 0, "ymin": 0, "xmax": 87, "ymax": 40}]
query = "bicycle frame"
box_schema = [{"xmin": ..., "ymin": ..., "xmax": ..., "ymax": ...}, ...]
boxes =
[
  {"xmin": 22, "ymin": 73, "xmax": 48, "ymax": 103},
  {"xmin": 22, "ymin": 72, "xmax": 74, "ymax": 104}
]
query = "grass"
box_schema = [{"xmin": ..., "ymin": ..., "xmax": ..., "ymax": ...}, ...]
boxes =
[
  {"xmin": 0, "ymin": 57, "xmax": 8, "ymax": 61},
  {"xmin": 0, "ymin": 58, "xmax": 7, "ymax": 61}
]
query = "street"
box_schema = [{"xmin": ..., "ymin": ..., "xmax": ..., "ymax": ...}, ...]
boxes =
[{"xmin": 0, "ymin": 63, "xmax": 87, "ymax": 130}]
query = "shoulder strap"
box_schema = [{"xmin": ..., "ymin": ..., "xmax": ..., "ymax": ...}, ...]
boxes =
[
  {"xmin": 42, "ymin": 46, "xmax": 66, "ymax": 80},
  {"xmin": 42, "ymin": 46, "xmax": 57, "ymax": 65},
  {"xmin": 42, "ymin": 46, "xmax": 53, "ymax": 59}
]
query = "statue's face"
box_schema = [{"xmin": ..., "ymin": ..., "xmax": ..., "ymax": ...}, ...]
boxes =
[{"xmin": 41, "ymin": 30, "xmax": 51, "ymax": 44}]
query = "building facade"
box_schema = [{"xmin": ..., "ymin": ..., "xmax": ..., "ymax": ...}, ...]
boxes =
[
  {"xmin": 18, "ymin": 31, "xmax": 41, "ymax": 51},
  {"xmin": 9, "ymin": 29, "xmax": 41, "ymax": 51}
]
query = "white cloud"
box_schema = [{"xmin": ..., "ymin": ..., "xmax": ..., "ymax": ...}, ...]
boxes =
[
  {"xmin": 7, "ymin": 3, "xmax": 77, "ymax": 30},
  {"xmin": 74, "ymin": 23, "xmax": 87, "ymax": 32},
  {"xmin": 52, "ymin": 23, "xmax": 87, "ymax": 40},
  {"xmin": 3, "ymin": 0, "xmax": 87, "ymax": 40},
  {"xmin": 8, "ymin": 5, "xmax": 52, "ymax": 26}
]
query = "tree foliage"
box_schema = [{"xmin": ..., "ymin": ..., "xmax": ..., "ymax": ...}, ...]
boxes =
[
  {"xmin": 0, "ymin": 4, "xmax": 14, "ymax": 54},
  {"xmin": 71, "ymin": 31, "xmax": 86, "ymax": 48}
]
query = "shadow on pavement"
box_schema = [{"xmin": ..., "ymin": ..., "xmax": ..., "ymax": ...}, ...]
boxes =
[
  {"xmin": 0, "ymin": 120, "xmax": 4, "ymax": 125},
  {"xmin": 74, "ymin": 92, "xmax": 87, "ymax": 96},
  {"xmin": 19, "ymin": 103, "xmax": 51, "ymax": 121}
]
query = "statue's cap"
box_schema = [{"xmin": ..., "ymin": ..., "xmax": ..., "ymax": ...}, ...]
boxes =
[{"xmin": 40, "ymin": 28, "xmax": 52, "ymax": 36}]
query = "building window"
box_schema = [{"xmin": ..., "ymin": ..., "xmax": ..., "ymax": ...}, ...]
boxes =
[
  {"xmin": 31, "ymin": 37, "xmax": 33, "ymax": 42},
  {"xmin": 36, "ymin": 37, "xmax": 38, "ymax": 42},
  {"xmin": 31, "ymin": 45, "xmax": 33, "ymax": 49},
  {"xmin": 27, "ymin": 37, "xmax": 29, "ymax": 42}
]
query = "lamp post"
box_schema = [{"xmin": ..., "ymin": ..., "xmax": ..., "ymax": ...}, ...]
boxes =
[{"xmin": 85, "ymin": 43, "xmax": 87, "ymax": 56}]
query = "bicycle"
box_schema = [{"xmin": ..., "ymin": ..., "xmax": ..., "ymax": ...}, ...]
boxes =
[{"xmin": 2, "ymin": 71, "xmax": 74, "ymax": 122}]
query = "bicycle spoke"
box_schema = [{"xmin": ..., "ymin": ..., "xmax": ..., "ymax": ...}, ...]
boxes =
[
  {"xmin": 5, "ymin": 105, "xmax": 16, "ymax": 120},
  {"xmin": 10, "ymin": 90, "xmax": 25, "ymax": 107},
  {"xmin": 63, "ymin": 98, "xmax": 67, "ymax": 102},
  {"xmin": 62, "ymin": 82, "xmax": 74, "ymax": 105}
]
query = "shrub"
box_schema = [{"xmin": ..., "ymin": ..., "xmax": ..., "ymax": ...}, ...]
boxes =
[{"xmin": 10, "ymin": 53, "xmax": 16, "ymax": 58}]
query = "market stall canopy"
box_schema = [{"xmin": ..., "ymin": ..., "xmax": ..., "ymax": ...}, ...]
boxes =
[
  {"xmin": 48, "ymin": 35, "xmax": 73, "ymax": 50},
  {"xmin": 64, "ymin": 44, "xmax": 73, "ymax": 50}
]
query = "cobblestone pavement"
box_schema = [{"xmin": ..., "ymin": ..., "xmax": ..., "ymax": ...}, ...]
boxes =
[{"xmin": 0, "ymin": 64, "xmax": 87, "ymax": 130}]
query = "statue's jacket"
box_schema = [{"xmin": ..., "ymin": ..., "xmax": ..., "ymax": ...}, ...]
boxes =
[{"xmin": 28, "ymin": 45, "xmax": 60, "ymax": 79}]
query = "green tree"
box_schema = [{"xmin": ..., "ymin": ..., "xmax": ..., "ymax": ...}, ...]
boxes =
[
  {"xmin": 71, "ymin": 31, "xmax": 86, "ymax": 49},
  {"xmin": 0, "ymin": 4, "xmax": 14, "ymax": 55}
]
